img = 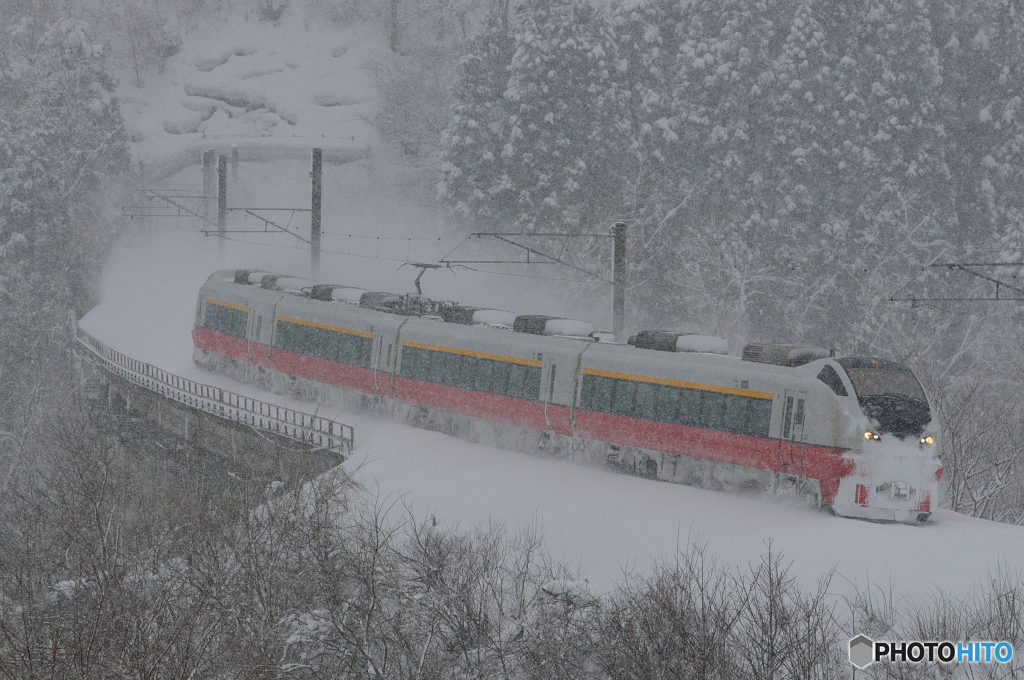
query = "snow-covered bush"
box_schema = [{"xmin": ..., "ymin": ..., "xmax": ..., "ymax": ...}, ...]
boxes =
[{"xmin": 3, "ymin": 408, "xmax": 1022, "ymax": 678}]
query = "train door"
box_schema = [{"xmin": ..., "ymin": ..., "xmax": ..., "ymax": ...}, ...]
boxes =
[
  {"xmin": 246, "ymin": 305, "xmax": 273, "ymax": 367},
  {"xmin": 370, "ymin": 330, "xmax": 384, "ymax": 394},
  {"xmin": 246, "ymin": 309, "xmax": 257, "ymax": 363},
  {"xmin": 541, "ymin": 356, "xmax": 557, "ymax": 429},
  {"xmin": 779, "ymin": 390, "xmax": 807, "ymax": 470}
]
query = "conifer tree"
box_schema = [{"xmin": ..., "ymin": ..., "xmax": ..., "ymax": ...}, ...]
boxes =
[{"xmin": 440, "ymin": 7, "xmax": 517, "ymax": 230}]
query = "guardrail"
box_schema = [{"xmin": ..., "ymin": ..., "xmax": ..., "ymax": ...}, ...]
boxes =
[{"xmin": 75, "ymin": 326, "xmax": 354, "ymax": 455}]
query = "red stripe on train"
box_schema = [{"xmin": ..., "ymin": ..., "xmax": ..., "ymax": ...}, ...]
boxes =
[
  {"xmin": 575, "ymin": 409, "xmax": 854, "ymax": 496},
  {"xmin": 395, "ymin": 376, "xmax": 562, "ymax": 432},
  {"xmin": 193, "ymin": 327, "xmax": 250, "ymax": 362},
  {"xmin": 195, "ymin": 329, "xmax": 853, "ymax": 503},
  {"xmin": 270, "ymin": 348, "xmax": 380, "ymax": 394}
]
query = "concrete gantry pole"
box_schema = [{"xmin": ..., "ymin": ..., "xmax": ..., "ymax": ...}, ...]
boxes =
[
  {"xmin": 202, "ymin": 148, "xmax": 215, "ymax": 229},
  {"xmin": 218, "ymin": 154, "xmax": 228, "ymax": 261},
  {"xmin": 311, "ymin": 148, "xmax": 323, "ymax": 280},
  {"xmin": 612, "ymin": 221, "xmax": 627, "ymax": 341}
]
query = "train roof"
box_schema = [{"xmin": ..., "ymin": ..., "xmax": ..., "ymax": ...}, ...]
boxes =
[{"xmin": 200, "ymin": 269, "xmax": 872, "ymax": 375}]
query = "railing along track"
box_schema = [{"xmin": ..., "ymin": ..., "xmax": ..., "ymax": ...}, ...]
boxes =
[{"xmin": 75, "ymin": 326, "xmax": 354, "ymax": 455}]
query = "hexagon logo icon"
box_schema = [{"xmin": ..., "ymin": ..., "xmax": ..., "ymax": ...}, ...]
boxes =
[{"xmin": 849, "ymin": 634, "xmax": 875, "ymax": 669}]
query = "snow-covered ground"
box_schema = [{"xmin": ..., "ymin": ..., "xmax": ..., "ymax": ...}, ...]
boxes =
[
  {"xmin": 81, "ymin": 220, "xmax": 1024, "ymax": 600},
  {"xmin": 84, "ymin": 2, "xmax": 1024, "ymax": 604},
  {"xmin": 119, "ymin": 6, "xmax": 378, "ymax": 165}
]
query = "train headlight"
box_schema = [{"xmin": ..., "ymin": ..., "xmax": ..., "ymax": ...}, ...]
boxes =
[
  {"xmin": 864, "ymin": 431, "xmax": 880, "ymax": 441},
  {"xmin": 920, "ymin": 435, "xmax": 934, "ymax": 446}
]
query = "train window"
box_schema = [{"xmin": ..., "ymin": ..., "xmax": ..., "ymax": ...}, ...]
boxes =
[
  {"xmin": 274, "ymin": 321, "xmax": 299, "ymax": 353},
  {"xmin": 302, "ymin": 326, "xmax": 318, "ymax": 357},
  {"xmin": 338, "ymin": 332, "xmax": 368, "ymax": 367},
  {"xmin": 448, "ymin": 353, "xmax": 464, "ymax": 387},
  {"xmin": 525, "ymin": 365, "xmax": 542, "ymax": 400},
  {"xmin": 723, "ymin": 394, "xmax": 749, "ymax": 434},
  {"xmin": 816, "ymin": 365, "xmax": 848, "ymax": 396},
  {"xmin": 701, "ymin": 392, "xmax": 725, "ymax": 430},
  {"xmin": 429, "ymin": 351, "xmax": 450, "ymax": 385},
  {"xmin": 674, "ymin": 388, "xmax": 701, "ymax": 427},
  {"xmin": 453, "ymin": 354, "xmax": 469, "ymax": 386},
  {"xmin": 312, "ymin": 327, "xmax": 331, "ymax": 360},
  {"xmin": 361, "ymin": 337, "xmax": 373, "ymax": 366},
  {"xmin": 635, "ymin": 382, "xmax": 659, "ymax": 419},
  {"xmin": 204, "ymin": 302, "xmax": 248, "ymax": 339},
  {"xmin": 345, "ymin": 335, "xmax": 360, "ymax": 366},
  {"xmin": 416, "ymin": 347, "xmax": 433, "ymax": 380},
  {"xmin": 748, "ymin": 399, "xmax": 772, "ymax": 437},
  {"xmin": 582, "ymin": 375, "xmax": 614, "ymax": 412},
  {"xmin": 580, "ymin": 375, "xmax": 594, "ymax": 408},
  {"xmin": 491, "ymin": 361, "xmax": 512, "ymax": 396},
  {"xmin": 516, "ymin": 363, "xmax": 541, "ymax": 400},
  {"xmin": 338, "ymin": 333, "xmax": 353, "ymax": 364},
  {"xmin": 301, "ymin": 326, "xmax": 318, "ymax": 356},
  {"xmin": 475, "ymin": 359, "xmax": 494, "ymax": 392},
  {"xmin": 274, "ymin": 321, "xmax": 373, "ymax": 368},
  {"xmin": 508, "ymin": 363, "xmax": 529, "ymax": 399},
  {"xmin": 456, "ymin": 355, "xmax": 477, "ymax": 390},
  {"xmin": 782, "ymin": 396, "xmax": 794, "ymax": 439},
  {"xmin": 400, "ymin": 345, "xmax": 418, "ymax": 378},
  {"xmin": 611, "ymin": 380, "xmax": 637, "ymax": 417},
  {"xmin": 272, "ymin": 320, "xmax": 290, "ymax": 350},
  {"xmin": 655, "ymin": 386, "xmax": 679, "ymax": 422}
]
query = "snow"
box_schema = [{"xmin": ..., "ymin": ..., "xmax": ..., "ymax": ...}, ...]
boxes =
[
  {"xmin": 78, "ymin": 2, "xmax": 1024, "ymax": 606},
  {"xmin": 117, "ymin": 6, "xmax": 379, "ymax": 169},
  {"xmin": 676, "ymin": 334, "xmax": 729, "ymax": 354},
  {"xmin": 544, "ymin": 318, "xmax": 594, "ymax": 337},
  {"xmin": 472, "ymin": 309, "xmax": 517, "ymax": 327},
  {"xmin": 81, "ymin": 221, "xmax": 1024, "ymax": 601},
  {"xmin": 329, "ymin": 286, "xmax": 368, "ymax": 304}
]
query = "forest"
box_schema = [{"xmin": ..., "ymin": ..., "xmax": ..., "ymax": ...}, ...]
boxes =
[{"xmin": 1, "ymin": 0, "xmax": 1024, "ymax": 676}]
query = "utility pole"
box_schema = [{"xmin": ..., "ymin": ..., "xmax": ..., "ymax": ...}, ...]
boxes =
[
  {"xmin": 202, "ymin": 148, "xmax": 215, "ymax": 230},
  {"xmin": 231, "ymin": 144, "xmax": 239, "ymax": 183},
  {"xmin": 218, "ymin": 154, "xmax": 227, "ymax": 261},
  {"xmin": 311, "ymin": 148, "xmax": 322, "ymax": 280},
  {"xmin": 612, "ymin": 222, "xmax": 627, "ymax": 341}
]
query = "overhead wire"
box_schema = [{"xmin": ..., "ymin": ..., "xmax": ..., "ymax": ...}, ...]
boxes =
[{"xmin": 214, "ymin": 231, "xmax": 597, "ymax": 283}]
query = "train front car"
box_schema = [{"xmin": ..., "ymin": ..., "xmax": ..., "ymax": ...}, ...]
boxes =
[{"xmin": 827, "ymin": 358, "xmax": 942, "ymax": 522}]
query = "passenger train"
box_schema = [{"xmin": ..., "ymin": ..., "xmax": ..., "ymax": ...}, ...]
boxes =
[{"xmin": 193, "ymin": 269, "xmax": 943, "ymax": 523}]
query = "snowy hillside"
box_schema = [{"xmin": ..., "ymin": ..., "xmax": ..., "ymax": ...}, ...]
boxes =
[
  {"xmin": 117, "ymin": 7, "xmax": 378, "ymax": 165},
  {"xmin": 13, "ymin": 0, "xmax": 1024, "ymax": 675},
  {"xmin": 74, "ymin": 0, "xmax": 1024, "ymax": 607}
]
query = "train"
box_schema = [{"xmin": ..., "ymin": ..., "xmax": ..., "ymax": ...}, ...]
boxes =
[{"xmin": 193, "ymin": 268, "xmax": 943, "ymax": 523}]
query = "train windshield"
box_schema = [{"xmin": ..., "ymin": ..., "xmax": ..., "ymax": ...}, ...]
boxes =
[{"xmin": 836, "ymin": 358, "xmax": 930, "ymax": 438}]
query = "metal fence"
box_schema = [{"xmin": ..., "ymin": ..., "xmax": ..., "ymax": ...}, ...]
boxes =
[{"xmin": 75, "ymin": 326, "xmax": 354, "ymax": 455}]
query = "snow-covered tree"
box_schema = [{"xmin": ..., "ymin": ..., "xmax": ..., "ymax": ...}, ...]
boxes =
[
  {"xmin": 444, "ymin": 0, "xmax": 623, "ymax": 235},
  {"xmin": 0, "ymin": 15, "xmax": 128, "ymax": 448},
  {"xmin": 440, "ymin": 7, "xmax": 518, "ymax": 228}
]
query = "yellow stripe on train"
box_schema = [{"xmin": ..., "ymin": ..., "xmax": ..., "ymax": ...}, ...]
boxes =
[
  {"xmin": 276, "ymin": 315, "xmax": 374, "ymax": 338},
  {"xmin": 583, "ymin": 367, "xmax": 773, "ymax": 400},
  {"xmin": 207, "ymin": 298, "xmax": 248, "ymax": 312},
  {"xmin": 403, "ymin": 340, "xmax": 543, "ymax": 367}
]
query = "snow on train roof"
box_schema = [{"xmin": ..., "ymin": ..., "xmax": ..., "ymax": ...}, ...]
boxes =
[
  {"xmin": 329, "ymin": 286, "xmax": 367, "ymax": 304},
  {"xmin": 211, "ymin": 269, "xmax": 767, "ymax": 360},
  {"xmin": 471, "ymin": 309, "xmax": 517, "ymax": 328}
]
